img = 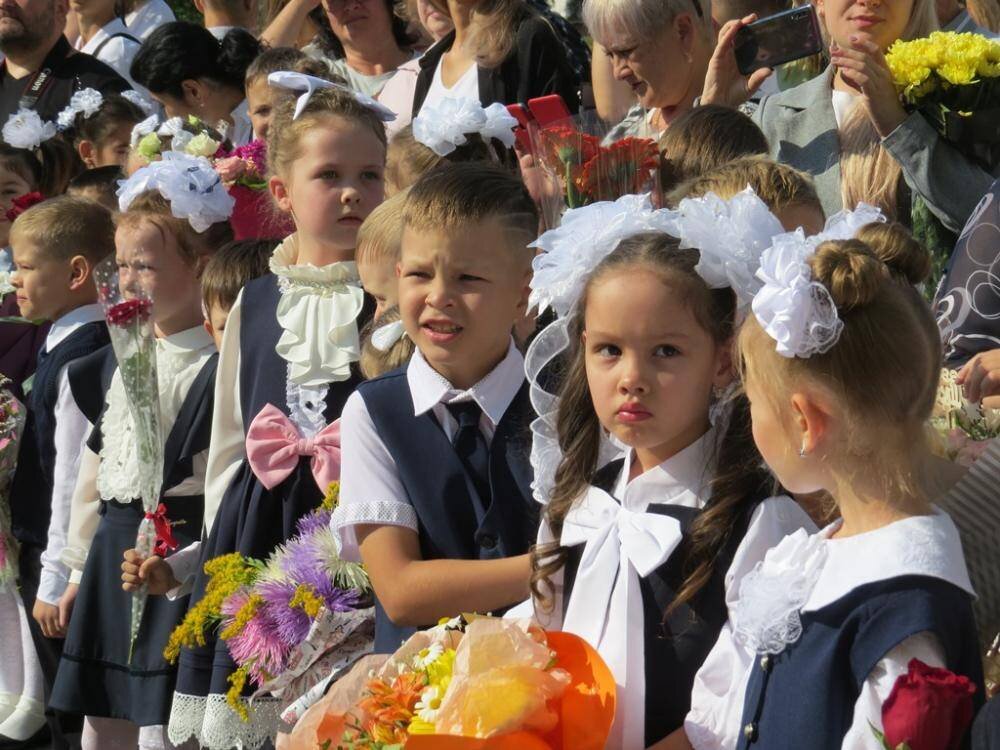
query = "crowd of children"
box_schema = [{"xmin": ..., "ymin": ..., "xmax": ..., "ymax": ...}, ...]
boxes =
[{"xmin": 0, "ymin": 10, "xmax": 999, "ymax": 750}]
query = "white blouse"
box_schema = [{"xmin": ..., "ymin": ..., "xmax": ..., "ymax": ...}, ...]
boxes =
[
  {"xmin": 60, "ymin": 325, "xmax": 216, "ymax": 579},
  {"xmin": 73, "ymin": 18, "xmax": 142, "ymax": 91},
  {"xmin": 331, "ymin": 341, "xmax": 526, "ymax": 561},
  {"xmin": 685, "ymin": 509, "xmax": 975, "ymax": 750},
  {"xmin": 124, "ymin": 0, "xmax": 175, "ymax": 40},
  {"xmin": 202, "ymin": 236, "xmax": 363, "ymax": 534},
  {"xmin": 529, "ymin": 430, "xmax": 816, "ymax": 750}
]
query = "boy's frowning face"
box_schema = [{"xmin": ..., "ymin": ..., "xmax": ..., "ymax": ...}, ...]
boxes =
[{"xmin": 397, "ymin": 219, "xmax": 531, "ymax": 390}]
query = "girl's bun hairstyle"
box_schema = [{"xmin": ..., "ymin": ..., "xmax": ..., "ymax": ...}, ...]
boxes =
[
  {"xmin": 809, "ymin": 240, "xmax": 889, "ymax": 313},
  {"xmin": 854, "ymin": 220, "xmax": 932, "ymax": 286}
]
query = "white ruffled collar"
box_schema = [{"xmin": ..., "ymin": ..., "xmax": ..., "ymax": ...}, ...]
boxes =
[
  {"xmin": 613, "ymin": 427, "xmax": 716, "ymax": 511},
  {"xmin": 804, "ymin": 508, "xmax": 974, "ymax": 611},
  {"xmin": 268, "ymin": 234, "xmax": 360, "ymax": 288}
]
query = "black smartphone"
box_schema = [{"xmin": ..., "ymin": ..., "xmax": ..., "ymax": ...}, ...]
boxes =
[{"xmin": 734, "ymin": 5, "xmax": 823, "ymax": 76}]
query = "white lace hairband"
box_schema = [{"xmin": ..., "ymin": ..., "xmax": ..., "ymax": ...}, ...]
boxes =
[
  {"xmin": 55, "ymin": 88, "xmax": 104, "ymax": 131},
  {"xmin": 267, "ymin": 71, "xmax": 396, "ymax": 122},
  {"xmin": 750, "ymin": 203, "xmax": 884, "ymax": 358},
  {"xmin": 411, "ymin": 97, "xmax": 518, "ymax": 157},
  {"xmin": 117, "ymin": 150, "xmax": 235, "ymax": 232},
  {"xmin": 525, "ymin": 189, "xmax": 885, "ymax": 502},
  {"xmin": 3, "ymin": 109, "xmax": 57, "ymax": 151}
]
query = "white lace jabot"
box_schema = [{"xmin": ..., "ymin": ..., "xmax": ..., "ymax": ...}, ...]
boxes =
[
  {"xmin": 733, "ymin": 509, "xmax": 974, "ymax": 656},
  {"xmin": 269, "ymin": 235, "xmax": 364, "ymax": 388}
]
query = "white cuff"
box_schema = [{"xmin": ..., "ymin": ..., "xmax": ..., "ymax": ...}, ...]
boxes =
[
  {"xmin": 68, "ymin": 568, "xmax": 83, "ymax": 585},
  {"xmin": 330, "ymin": 499, "xmax": 419, "ymax": 561},
  {"xmin": 36, "ymin": 566, "xmax": 69, "ymax": 606}
]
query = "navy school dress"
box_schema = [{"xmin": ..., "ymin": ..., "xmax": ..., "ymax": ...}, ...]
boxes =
[
  {"xmin": 357, "ymin": 367, "xmax": 538, "ymax": 653},
  {"xmin": 50, "ymin": 353, "xmax": 218, "ymax": 725},
  {"xmin": 736, "ymin": 577, "xmax": 984, "ymax": 749},
  {"xmin": 561, "ymin": 458, "xmax": 766, "ymax": 748},
  {"xmin": 174, "ymin": 273, "xmax": 363, "ymax": 703}
]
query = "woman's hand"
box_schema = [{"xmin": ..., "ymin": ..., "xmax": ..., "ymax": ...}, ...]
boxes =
[
  {"xmin": 957, "ymin": 349, "xmax": 1000, "ymax": 408},
  {"xmin": 701, "ymin": 15, "xmax": 773, "ymax": 108},
  {"xmin": 830, "ymin": 34, "xmax": 906, "ymax": 137}
]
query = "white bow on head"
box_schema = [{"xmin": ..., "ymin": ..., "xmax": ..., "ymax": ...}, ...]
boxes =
[
  {"xmin": 411, "ymin": 96, "xmax": 517, "ymax": 156},
  {"xmin": 267, "ymin": 71, "xmax": 397, "ymax": 122},
  {"xmin": 56, "ymin": 88, "xmax": 105, "ymax": 131},
  {"xmin": 3, "ymin": 109, "xmax": 57, "ymax": 151}
]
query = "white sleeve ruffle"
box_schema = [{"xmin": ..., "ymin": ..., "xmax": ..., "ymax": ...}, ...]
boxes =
[{"xmin": 685, "ymin": 495, "xmax": 816, "ymax": 750}]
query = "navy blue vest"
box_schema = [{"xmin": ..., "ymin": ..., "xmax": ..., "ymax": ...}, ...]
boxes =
[
  {"xmin": 10, "ymin": 320, "xmax": 109, "ymax": 546},
  {"xmin": 66, "ymin": 343, "xmax": 116, "ymax": 426},
  {"xmin": 562, "ymin": 459, "xmax": 762, "ymax": 747},
  {"xmin": 737, "ymin": 576, "xmax": 984, "ymax": 750},
  {"xmin": 358, "ymin": 367, "xmax": 537, "ymax": 652}
]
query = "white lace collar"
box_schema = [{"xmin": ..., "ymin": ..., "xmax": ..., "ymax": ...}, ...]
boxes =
[
  {"xmin": 803, "ymin": 507, "xmax": 975, "ymax": 612},
  {"xmin": 406, "ymin": 339, "xmax": 525, "ymax": 426},
  {"xmin": 613, "ymin": 427, "xmax": 716, "ymax": 511},
  {"xmin": 268, "ymin": 234, "xmax": 360, "ymax": 287}
]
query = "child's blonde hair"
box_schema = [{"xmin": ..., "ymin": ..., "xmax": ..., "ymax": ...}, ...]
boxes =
[
  {"xmin": 669, "ymin": 157, "xmax": 822, "ymax": 216},
  {"xmin": 385, "ymin": 126, "xmax": 498, "ymax": 195},
  {"xmin": 357, "ymin": 188, "xmax": 409, "ymax": 267},
  {"xmin": 11, "ymin": 196, "xmax": 114, "ymax": 264},
  {"xmin": 266, "ymin": 88, "xmax": 388, "ymax": 183},
  {"xmin": 658, "ymin": 105, "xmax": 769, "ymax": 193},
  {"xmin": 359, "ymin": 306, "xmax": 415, "ymax": 378},
  {"xmin": 116, "ymin": 192, "xmax": 234, "ymax": 268},
  {"xmin": 738, "ymin": 222, "xmax": 939, "ymax": 500}
]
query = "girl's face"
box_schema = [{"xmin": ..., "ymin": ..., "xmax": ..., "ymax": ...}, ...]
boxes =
[
  {"xmin": 81, "ymin": 121, "xmax": 134, "ymax": 168},
  {"xmin": 416, "ymin": 0, "xmax": 452, "ymax": 40},
  {"xmin": 0, "ymin": 166, "xmax": 32, "ymax": 248},
  {"xmin": 817, "ymin": 0, "xmax": 914, "ymax": 51},
  {"xmin": 584, "ymin": 268, "xmax": 731, "ymax": 472},
  {"xmin": 246, "ymin": 77, "xmax": 276, "ymax": 140},
  {"xmin": 115, "ymin": 220, "xmax": 203, "ymax": 333},
  {"xmin": 270, "ymin": 117, "xmax": 385, "ymax": 259},
  {"xmin": 602, "ymin": 15, "xmax": 706, "ymax": 122}
]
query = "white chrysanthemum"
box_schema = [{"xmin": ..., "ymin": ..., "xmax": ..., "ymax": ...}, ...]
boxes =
[{"xmin": 2, "ymin": 109, "xmax": 57, "ymax": 150}]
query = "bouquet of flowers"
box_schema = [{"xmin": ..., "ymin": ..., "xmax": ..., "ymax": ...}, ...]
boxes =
[
  {"xmin": 94, "ymin": 256, "xmax": 166, "ymax": 661},
  {"xmin": 291, "ymin": 615, "xmax": 615, "ymax": 750},
  {"xmin": 885, "ymin": 31, "xmax": 1000, "ymax": 168},
  {"xmin": 930, "ymin": 367, "xmax": 1000, "ymax": 465},
  {"xmin": 0, "ymin": 378, "xmax": 25, "ymax": 587},
  {"xmin": 527, "ymin": 111, "xmax": 661, "ymax": 229},
  {"xmin": 214, "ymin": 140, "xmax": 294, "ymax": 241},
  {"xmin": 165, "ymin": 485, "xmax": 373, "ymax": 722},
  {"xmin": 132, "ymin": 115, "xmax": 228, "ymax": 165}
]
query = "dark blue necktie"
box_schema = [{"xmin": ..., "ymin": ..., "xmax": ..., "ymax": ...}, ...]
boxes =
[{"xmin": 446, "ymin": 401, "xmax": 491, "ymax": 510}]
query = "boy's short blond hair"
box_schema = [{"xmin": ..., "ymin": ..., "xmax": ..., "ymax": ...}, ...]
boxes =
[
  {"xmin": 669, "ymin": 156, "xmax": 822, "ymax": 215},
  {"xmin": 10, "ymin": 196, "xmax": 114, "ymax": 265},
  {"xmin": 402, "ymin": 162, "xmax": 537, "ymax": 258},
  {"xmin": 357, "ymin": 188, "xmax": 408, "ymax": 268},
  {"xmin": 201, "ymin": 239, "xmax": 277, "ymax": 312}
]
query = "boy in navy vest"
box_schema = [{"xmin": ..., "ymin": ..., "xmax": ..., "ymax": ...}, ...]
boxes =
[
  {"xmin": 8, "ymin": 197, "xmax": 113, "ymax": 749},
  {"xmin": 333, "ymin": 162, "xmax": 540, "ymax": 652}
]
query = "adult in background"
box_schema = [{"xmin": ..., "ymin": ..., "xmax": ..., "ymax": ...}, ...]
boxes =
[
  {"xmin": 702, "ymin": 0, "xmax": 1000, "ymax": 234},
  {"xmin": 196, "ymin": 0, "xmax": 257, "ymax": 39},
  {"xmin": 122, "ymin": 0, "xmax": 174, "ymax": 39},
  {"xmin": 410, "ymin": 0, "xmax": 581, "ymax": 117},
  {"xmin": 0, "ymin": 0, "xmax": 128, "ymax": 123},
  {"xmin": 130, "ymin": 22, "xmax": 260, "ymax": 145},
  {"xmin": 585, "ymin": 0, "xmax": 714, "ymax": 138},
  {"xmin": 68, "ymin": 0, "xmax": 142, "ymax": 90},
  {"xmin": 939, "ymin": 0, "xmax": 998, "ymax": 36},
  {"xmin": 261, "ymin": 0, "xmax": 418, "ymax": 97}
]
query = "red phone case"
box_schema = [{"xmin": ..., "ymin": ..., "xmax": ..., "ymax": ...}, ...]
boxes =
[{"xmin": 527, "ymin": 95, "xmax": 572, "ymax": 126}]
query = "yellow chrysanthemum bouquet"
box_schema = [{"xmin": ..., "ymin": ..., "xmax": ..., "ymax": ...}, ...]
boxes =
[{"xmin": 886, "ymin": 31, "xmax": 1000, "ymax": 167}]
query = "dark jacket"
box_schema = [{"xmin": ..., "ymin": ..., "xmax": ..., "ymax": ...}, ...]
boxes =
[{"xmin": 412, "ymin": 12, "xmax": 581, "ymax": 117}]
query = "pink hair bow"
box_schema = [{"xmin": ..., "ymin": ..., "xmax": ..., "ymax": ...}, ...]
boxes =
[{"xmin": 246, "ymin": 403, "xmax": 341, "ymax": 491}]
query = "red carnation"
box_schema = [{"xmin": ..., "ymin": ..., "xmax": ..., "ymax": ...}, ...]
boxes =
[
  {"xmin": 880, "ymin": 659, "xmax": 977, "ymax": 750},
  {"xmin": 106, "ymin": 298, "xmax": 152, "ymax": 327},
  {"xmin": 575, "ymin": 137, "xmax": 660, "ymax": 203},
  {"xmin": 5, "ymin": 192, "xmax": 44, "ymax": 223}
]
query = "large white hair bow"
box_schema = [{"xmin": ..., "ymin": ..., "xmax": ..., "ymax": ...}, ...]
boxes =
[
  {"xmin": 751, "ymin": 203, "xmax": 885, "ymax": 358},
  {"xmin": 117, "ymin": 151, "xmax": 236, "ymax": 232},
  {"xmin": 411, "ymin": 97, "xmax": 518, "ymax": 156},
  {"xmin": 3, "ymin": 109, "xmax": 57, "ymax": 151},
  {"xmin": 56, "ymin": 88, "xmax": 104, "ymax": 130},
  {"xmin": 267, "ymin": 71, "xmax": 396, "ymax": 122}
]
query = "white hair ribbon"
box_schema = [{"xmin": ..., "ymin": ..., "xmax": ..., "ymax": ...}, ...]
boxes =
[
  {"xmin": 412, "ymin": 97, "xmax": 518, "ymax": 156},
  {"xmin": 56, "ymin": 88, "xmax": 104, "ymax": 131},
  {"xmin": 370, "ymin": 320, "xmax": 406, "ymax": 352},
  {"xmin": 3, "ymin": 109, "xmax": 57, "ymax": 151},
  {"xmin": 267, "ymin": 71, "xmax": 397, "ymax": 122}
]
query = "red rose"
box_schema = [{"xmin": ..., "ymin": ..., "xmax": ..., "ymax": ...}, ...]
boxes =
[
  {"xmin": 5, "ymin": 192, "xmax": 44, "ymax": 223},
  {"xmin": 106, "ymin": 298, "xmax": 152, "ymax": 327},
  {"xmin": 881, "ymin": 659, "xmax": 977, "ymax": 750}
]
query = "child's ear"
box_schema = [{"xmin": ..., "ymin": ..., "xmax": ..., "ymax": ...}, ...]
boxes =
[
  {"xmin": 712, "ymin": 336, "xmax": 735, "ymax": 389},
  {"xmin": 516, "ymin": 267, "xmax": 532, "ymax": 312},
  {"xmin": 269, "ymin": 175, "xmax": 292, "ymax": 214},
  {"xmin": 192, "ymin": 0, "xmax": 206, "ymax": 12},
  {"xmin": 67, "ymin": 254, "xmax": 91, "ymax": 292},
  {"xmin": 77, "ymin": 140, "xmax": 96, "ymax": 169},
  {"xmin": 790, "ymin": 392, "xmax": 830, "ymax": 457}
]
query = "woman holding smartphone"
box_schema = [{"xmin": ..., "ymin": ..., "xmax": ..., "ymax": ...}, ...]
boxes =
[{"xmin": 702, "ymin": 0, "xmax": 998, "ymax": 234}]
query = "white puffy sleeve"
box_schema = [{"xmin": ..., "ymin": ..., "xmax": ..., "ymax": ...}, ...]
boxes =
[
  {"xmin": 60, "ymin": 445, "xmax": 103, "ymax": 583},
  {"xmin": 202, "ymin": 289, "xmax": 244, "ymax": 535},
  {"xmin": 685, "ymin": 496, "xmax": 816, "ymax": 750},
  {"xmin": 330, "ymin": 390, "xmax": 418, "ymax": 561},
  {"xmin": 841, "ymin": 632, "xmax": 945, "ymax": 750}
]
